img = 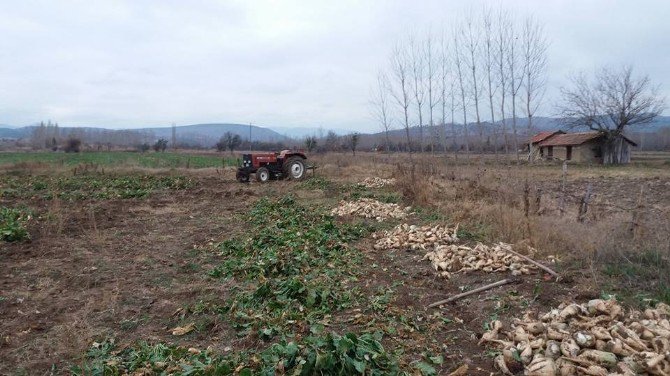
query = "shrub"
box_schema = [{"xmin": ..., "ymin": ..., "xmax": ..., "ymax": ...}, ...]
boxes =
[
  {"xmin": 0, "ymin": 207, "xmax": 31, "ymax": 242},
  {"xmin": 153, "ymin": 139, "xmax": 168, "ymax": 152},
  {"xmin": 137, "ymin": 143, "xmax": 151, "ymax": 153},
  {"xmin": 63, "ymin": 138, "xmax": 82, "ymax": 153}
]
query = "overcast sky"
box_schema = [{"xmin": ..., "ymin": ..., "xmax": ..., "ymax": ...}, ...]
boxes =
[{"xmin": 1, "ymin": 0, "xmax": 668, "ymax": 131}]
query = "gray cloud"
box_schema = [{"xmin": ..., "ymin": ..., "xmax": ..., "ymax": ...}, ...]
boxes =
[{"xmin": 1, "ymin": 0, "xmax": 668, "ymax": 131}]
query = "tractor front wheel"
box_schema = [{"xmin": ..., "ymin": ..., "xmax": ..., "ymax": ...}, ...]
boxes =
[
  {"xmin": 256, "ymin": 167, "xmax": 270, "ymax": 182},
  {"xmin": 236, "ymin": 170, "xmax": 250, "ymax": 183},
  {"xmin": 283, "ymin": 157, "xmax": 306, "ymax": 180}
]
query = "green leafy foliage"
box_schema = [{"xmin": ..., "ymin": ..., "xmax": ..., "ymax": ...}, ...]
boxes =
[
  {"xmin": 209, "ymin": 196, "xmax": 371, "ymax": 337},
  {"xmin": 0, "ymin": 175, "xmax": 194, "ymax": 200},
  {"xmin": 0, "ymin": 207, "xmax": 31, "ymax": 242},
  {"xmin": 73, "ymin": 331, "xmax": 402, "ymax": 375},
  {"xmin": 0, "ymin": 151, "xmax": 237, "ymax": 169},
  {"xmin": 71, "ymin": 339, "xmax": 241, "ymax": 375},
  {"xmin": 299, "ymin": 176, "xmax": 334, "ymax": 190}
]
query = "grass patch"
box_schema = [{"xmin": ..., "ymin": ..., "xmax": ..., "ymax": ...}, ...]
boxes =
[
  {"xmin": 0, "ymin": 206, "xmax": 31, "ymax": 242},
  {"xmin": 601, "ymin": 249, "xmax": 670, "ymax": 305}
]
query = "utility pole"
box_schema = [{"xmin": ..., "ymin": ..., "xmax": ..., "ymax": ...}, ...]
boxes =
[
  {"xmin": 249, "ymin": 122, "xmax": 252, "ymax": 151},
  {"xmin": 171, "ymin": 122, "xmax": 176, "ymax": 150}
]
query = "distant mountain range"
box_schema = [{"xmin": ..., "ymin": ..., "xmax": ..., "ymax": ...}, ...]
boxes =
[
  {"xmin": 271, "ymin": 126, "xmax": 354, "ymax": 138},
  {"xmin": 137, "ymin": 123, "xmax": 289, "ymax": 144},
  {"xmin": 1, "ymin": 116, "xmax": 668, "ymax": 144},
  {"xmin": 367, "ymin": 115, "xmax": 670, "ymax": 139}
]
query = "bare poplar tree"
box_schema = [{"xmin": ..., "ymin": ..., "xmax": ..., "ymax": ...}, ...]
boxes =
[
  {"xmin": 409, "ymin": 37, "xmax": 426, "ymax": 152},
  {"xmin": 389, "ymin": 42, "xmax": 414, "ymax": 153},
  {"xmin": 453, "ymin": 24, "xmax": 470, "ymax": 154},
  {"xmin": 171, "ymin": 123, "xmax": 177, "ymax": 150},
  {"xmin": 558, "ymin": 66, "xmax": 665, "ymax": 164},
  {"xmin": 463, "ymin": 13, "xmax": 484, "ymax": 152},
  {"xmin": 370, "ymin": 71, "xmax": 394, "ymax": 152},
  {"xmin": 450, "ymin": 79, "xmax": 458, "ymax": 155},
  {"xmin": 439, "ymin": 33, "xmax": 451, "ymax": 154},
  {"xmin": 506, "ymin": 14, "xmax": 523, "ymax": 161},
  {"xmin": 483, "ymin": 7, "xmax": 500, "ymax": 158},
  {"xmin": 521, "ymin": 16, "xmax": 548, "ymax": 148},
  {"xmin": 496, "ymin": 9, "xmax": 511, "ymax": 157},
  {"xmin": 425, "ymin": 32, "xmax": 440, "ymax": 154}
]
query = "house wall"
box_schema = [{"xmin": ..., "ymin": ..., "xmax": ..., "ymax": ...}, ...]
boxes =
[
  {"xmin": 573, "ymin": 141, "xmax": 601, "ymax": 163},
  {"xmin": 534, "ymin": 140, "xmax": 604, "ymax": 163},
  {"xmin": 531, "ymin": 145, "xmax": 546, "ymax": 161},
  {"xmin": 533, "ymin": 137, "xmax": 633, "ymax": 164}
]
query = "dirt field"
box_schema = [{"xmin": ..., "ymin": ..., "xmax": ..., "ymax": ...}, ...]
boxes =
[{"xmin": 1, "ymin": 152, "xmax": 669, "ymax": 375}]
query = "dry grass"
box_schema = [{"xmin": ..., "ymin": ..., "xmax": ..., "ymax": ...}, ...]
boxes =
[{"xmin": 312, "ymin": 151, "xmax": 670, "ymax": 305}]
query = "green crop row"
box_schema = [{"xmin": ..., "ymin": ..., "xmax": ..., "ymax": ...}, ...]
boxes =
[{"xmin": 0, "ymin": 175, "xmax": 194, "ymax": 200}]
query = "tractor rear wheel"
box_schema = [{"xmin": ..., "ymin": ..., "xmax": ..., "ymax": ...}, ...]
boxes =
[
  {"xmin": 256, "ymin": 167, "xmax": 270, "ymax": 182},
  {"xmin": 283, "ymin": 157, "xmax": 305, "ymax": 180}
]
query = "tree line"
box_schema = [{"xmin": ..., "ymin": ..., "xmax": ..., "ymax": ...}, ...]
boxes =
[
  {"xmin": 370, "ymin": 6, "xmax": 667, "ymax": 164},
  {"xmin": 371, "ymin": 7, "xmax": 549, "ymax": 160}
]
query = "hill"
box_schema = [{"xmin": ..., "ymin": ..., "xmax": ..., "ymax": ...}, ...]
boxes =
[
  {"xmin": 136, "ymin": 123, "xmax": 289, "ymax": 145},
  {"xmin": 1, "ymin": 116, "xmax": 668, "ymax": 145},
  {"xmin": 0, "ymin": 123, "xmax": 289, "ymax": 145}
]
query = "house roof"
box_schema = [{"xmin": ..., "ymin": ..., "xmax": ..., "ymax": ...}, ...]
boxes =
[
  {"xmin": 538, "ymin": 132, "xmax": 602, "ymax": 147},
  {"xmin": 530, "ymin": 130, "xmax": 564, "ymax": 144},
  {"xmin": 537, "ymin": 132, "xmax": 638, "ymax": 147}
]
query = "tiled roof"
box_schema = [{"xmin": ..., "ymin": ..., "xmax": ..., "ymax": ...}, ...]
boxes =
[
  {"xmin": 538, "ymin": 132, "xmax": 603, "ymax": 147},
  {"xmin": 530, "ymin": 131, "xmax": 564, "ymax": 144}
]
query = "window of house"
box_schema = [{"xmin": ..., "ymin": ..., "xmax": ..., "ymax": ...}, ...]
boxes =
[
  {"xmin": 547, "ymin": 146, "xmax": 553, "ymax": 158},
  {"xmin": 566, "ymin": 146, "xmax": 572, "ymax": 160}
]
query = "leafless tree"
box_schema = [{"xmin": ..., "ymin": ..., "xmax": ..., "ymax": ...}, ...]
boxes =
[
  {"xmin": 463, "ymin": 13, "xmax": 484, "ymax": 152},
  {"xmin": 558, "ymin": 66, "xmax": 666, "ymax": 164},
  {"xmin": 171, "ymin": 123, "xmax": 177, "ymax": 150},
  {"xmin": 409, "ymin": 37, "xmax": 426, "ymax": 152},
  {"xmin": 496, "ymin": 9, "xmax": 512, "ymax": 156},
  {"xmin": 506, "ymin": 14, "xmax": 523, "ymax": 161},
  {"xmin": 370, "ymin": 71, "xmax": 394, "ymax": 152},
  {"xmin": 521, "ymin": 16, "xmax": 548, "ymax": 148},
  {"xmin": 389, "ymin": 42, "xmax": 414, "ymax": 153},
  {"xmin": 425, "ymin": 32, "xmax": 440, "ymax": 153},
  {"xmin": 483, "ymin": 7, "xmax": 500, "ymax": 158},
  {"xmin": 439, "ymin": 33, "xmax": 451, "ymax": 154},
  {"xmin": 453, "ymin": 24, "xmax": 470, "ymax": 154}
]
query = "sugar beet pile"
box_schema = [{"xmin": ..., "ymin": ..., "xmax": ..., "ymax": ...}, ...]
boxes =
[
  {"xmin": 372, "ymin": 224, "xmax": 459, "ymax": 251},
  {"xmin": 372, "ymin": 224, "xmax": 537, "ymax": 279},
  {"xmin": 358, "ymin": 177, "xmax": 397, "ymax": 188},
  {"xmin": 333, "ymin": 179, "xmax": 668, "ymax": 375},
  {"xmin": 480, "ymin": 299, "xmax": 670, "ymax": 375},
  {"xmin": 330, "ymin": 198, "xmax": 411, "ymax": 221}
]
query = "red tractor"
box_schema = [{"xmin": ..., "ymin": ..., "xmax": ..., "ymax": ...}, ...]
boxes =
[{"xmin": 236, "ymin": 150, "xmax": 308, "ymax": 183}]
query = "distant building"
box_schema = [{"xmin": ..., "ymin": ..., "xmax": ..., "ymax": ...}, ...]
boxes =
[
  {"xmin": 528, "ymin": 131, "xmax": 637, "ymax": 164},
  {"xmin": 527, "ymin": 130, "xmax": 565, "ymax": 160}
]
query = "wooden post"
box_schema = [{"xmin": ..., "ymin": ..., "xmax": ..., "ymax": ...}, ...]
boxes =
[
  {"xmin": 559, "ymin": 161, "xmax": 567, "ymax": 215},
  {"xmin": 534, "ymin": 187, "xmax": 542, "ymax": 214},
  {"xmin": 577, "ymin": 183, "xmax": 592, "ymax": 222},
  {"xmin": 523, "ymin": 179, "xmax": 530, "ymax": 217},
  {"xmin": 629, "ymin": 184, "xmax": 645, "ymax": 239}
]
